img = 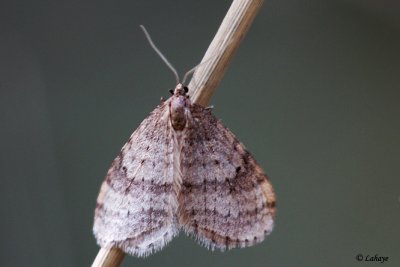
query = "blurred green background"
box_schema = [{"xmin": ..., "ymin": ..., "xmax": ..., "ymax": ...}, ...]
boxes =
[{"xmin": 1, "ymin": 0, "xmax": 399, "ymax": 266}]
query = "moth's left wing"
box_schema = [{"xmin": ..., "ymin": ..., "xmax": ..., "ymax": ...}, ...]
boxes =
[{"xmin": 93, "ymin": 101, "xmax": 179, "ymax": 257}]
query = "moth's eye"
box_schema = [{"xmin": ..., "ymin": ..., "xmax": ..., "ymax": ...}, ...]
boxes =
[
  {"xmin": 169, "ymin": 89, "xmax": 174, "ymax": 95},
  {"xmin": 184, "ymin": 86, "xmax": 189, "ymax": 93}
]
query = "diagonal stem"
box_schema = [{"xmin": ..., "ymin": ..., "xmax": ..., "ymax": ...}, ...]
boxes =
[{"xmin": 190, "ymin": 0, "xmax": 263, "ymax": 106}]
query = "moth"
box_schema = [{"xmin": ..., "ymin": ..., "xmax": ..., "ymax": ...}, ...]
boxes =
[{"xmin": 93, "ymin": 26, "xmax": 276, "ymax": 257}]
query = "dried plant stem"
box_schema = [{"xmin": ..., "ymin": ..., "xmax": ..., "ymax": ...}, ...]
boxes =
[
  {"xmin": 91, "ymin": 0, "xmax": 263, "ymax": 266},
  {"xmin": 190, "ymin": 0, "xmax": 263, "ymax": 106},
  {"xmin": 92, "ymin": 247, "xmax": 125, "ymax": 267}
]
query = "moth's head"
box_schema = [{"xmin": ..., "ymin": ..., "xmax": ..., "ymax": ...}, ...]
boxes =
[{"xmin": 170, "ymin": 83, "xmax": 189, "ymax": 97}]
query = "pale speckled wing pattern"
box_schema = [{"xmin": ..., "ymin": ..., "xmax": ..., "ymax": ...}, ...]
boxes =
[
  {"xmin": 93, "ymin": 101, "xmax": 180, "ymax": 257},
  {"xmin": 93, "ymin": 84, "xmax": 276, "ymax": 257},
  {"xmin": 178, "ymin": 103, "xmax": 276, "ymax": 250}
]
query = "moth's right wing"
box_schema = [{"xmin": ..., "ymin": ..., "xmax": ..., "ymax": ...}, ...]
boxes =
[
  {"xmin": 93, "ymin": 101, "xmax": 179, "ymax": 257},
  {"xmin": 178, "ymin": 104, "xmax": 276, "ymax": 251}
]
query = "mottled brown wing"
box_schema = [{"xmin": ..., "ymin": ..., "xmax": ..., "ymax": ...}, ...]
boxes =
[
  {"xmin": 93, "ymin": 101, "xmax": 179, "ymax": 257},
  {"xmin": 178, "ymin": 104, "xmax": 276, "ymax": 250}
]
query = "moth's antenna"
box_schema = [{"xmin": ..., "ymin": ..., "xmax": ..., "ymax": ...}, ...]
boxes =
[
  {"xmin": 182, "ymin": 39, "xmax": 234, "ymax": 85},
  {"xmin": 140, "ymin": 25, "xmax": 180, "ymax": 84},
  {"xmin": 182, "ymin": 63, "xmax": 200, "ymax": 85},
  {"xmin": 181, "ymin": 53, "xmax": 219, "ymax": 85},
  {"xmin": 182, "ymin": 58, "xmax": 214, "ymax": 85}
]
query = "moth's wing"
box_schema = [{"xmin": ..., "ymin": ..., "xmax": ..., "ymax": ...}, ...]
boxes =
[
  {"xmin": 93, "ymin": 101, "xmax": 179, "ymax": 257},
  {"xmin": 178, "ymin": 104, "xmax": 276, "ymax": 250}
]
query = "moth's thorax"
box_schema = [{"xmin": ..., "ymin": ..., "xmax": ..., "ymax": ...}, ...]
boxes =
[{"xmin": 170, "ymin": 83, "xmax": 190, "ymax": 131}]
